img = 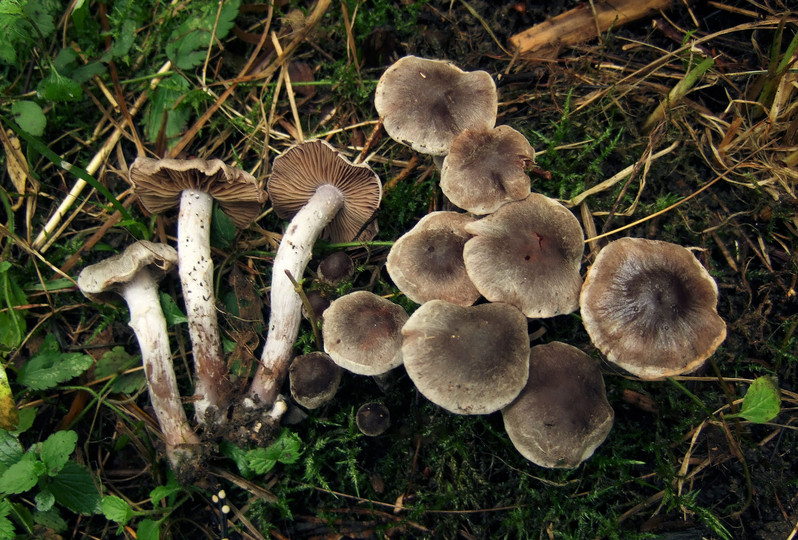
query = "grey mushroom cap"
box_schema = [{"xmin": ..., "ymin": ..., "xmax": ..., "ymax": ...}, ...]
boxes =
[
  {"xmin": 129, "ymin": 157, "xmax": 267, "ymax": 229},
  {"xmin": 268, "ymin": 140, "xmax": 383, "ymax": 243},
  {"xmin": 463, "ymin": 194, "xmax": 584, "ymax": 318},
  {"xmin": 356, "ymin": 402, "xmax": 391, "ymax": 437},
  {"xmin": 77, "ymin": 240, "xmax": 178, "ymax": 303},
  {"xmin": 386, "ymin": 211, "xmax": 480, "ymax": 306},
  {"xmin": 322, "ymin": 291, "xmax": 409, "ymax": 375},
  {"xmin": 289, "ymin": 352, "xmax": 342, "ymax": 409},
  {"xmin": 440, "ymin": 126, "xmax": 535, "ymax": 215},
  {"xmin": 374, "ymin": 56, "xmax": 498, "ymax": 156},
  {"xmin": 502, "ymin": 341, "xmax": 614, "ymax": 469},
  {"xmin": 317, "ymin": 251, "xmax": 355, "ymax": 286},
  {"xmin": 580, "ymin": 237, "xmax": 727, "ymax": 380},
  {"xmin": 401, "ymin": 300, "xmax": 530, "ymax": 415}
]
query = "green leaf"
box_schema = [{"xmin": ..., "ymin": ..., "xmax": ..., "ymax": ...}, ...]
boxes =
[
  {"xmin": 94, "ymin": 347, "xmax": 146, "ymax": 394},
  {"xmin": 0, "ymin": 430, "xmax": 24, "ymax": 470},
  {"xmin": 45, "ymin": 461, "xmax": 101, "ymax": 515},
  {"xmin": 0, "ymin": 453, "xmax": 46, "ymax": 495},
  {"xmin": 0, "ymin": 262, "xmax": 28, "ymax": 350},
  {"xmin": 10, "ymin": 101, "xmax": 46, "ymax": 136},
  {"xmin": 219, "ymin": 440, "xmax": 251, "ymax": 478},
  {"xmin": 0, "ymin": 364, "xmax": 19, "ymax": 430},
  {"xmin": 246, "ymin": 429, "xmax": 302, "ymax": 475},
  {"xmin": 13, "ymin": 407, "xmax": 35, "ymax": 435},
  {"xmin": 101, "ymin": 495, "xmax": 133, "ymax": 525},
  {"xmin": 149, "ymin": 482, "xmax": 182, "ymax": 506},
  {"xmin": 40, "ymin": 431, "xmax": 78, "ymax": 475},
  {"xmin": 23, "ymin": 0, "xmax": 57, "ymax": 38},
  {"xmin": 34, "ymin": 489, "xmax": 55, "ymax": 512},
  {"xmin": 211, "ymin": 203, "xmax": 237, "ymax": 249},
  {"xmin": 0, "ymin": 500, "xmax": 15, "ymax": 540},
  {"xmin": 144, "ymin": 73, "xmax": 192, "ymax": 144},
  {"xmin": 32, "ymin": 507, "xmax": 67, "ymax": 533},
  {"xmin": 136, "ymin": 518, "xmax": 160, "ymax": 540},
  {"xmin": 37, "ymin": 69, "xmax": 83, "ymax": 102},
  {"xmin": 733, "ymin": 376, "xmax": 781, "ymax": 423},
  {"xmin": 159, "ymin": 293, "xmax": 188, "ymax": 326},
  {"xmin": 17, "ymin": 335, "xmax": 93, "ymax": 390},
  {"xmin": 165, "ymin": 0, "xmax": 241, "ymax": 70}
]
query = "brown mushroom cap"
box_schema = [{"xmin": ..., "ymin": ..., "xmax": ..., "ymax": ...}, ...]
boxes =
[
  {"xmin": 502, "ymin": 341, "xmax": 614, "ymax": 468},
  {"xmin": 268, "ymin": 140, "xmax": 382, "ymax": 243},
  {"xmin": 374, "ymin": 56, "xmax": 498, "ymax": 156},
  {"xmin": 356, "ymin": 402, "xmax": 391, "ymax": 437},
  {"xmin": 386, "ymin": 211, "xmax": 480, "ymax": 306},
  {"xmin": 322, "ymin": 291, "xmax": 409, "ymax": 375},
  {"xmin": 317, "ymin": 251, "xmax": 355, "ymax": 286},
  {"xmin": 289, "ymin": 352, "xmax": 342, "ymax": 409},
  {"xmin": 440, "ymin": 126, "xmax": 535, "ymax": 215},
  {"xmin": 401, "ymin": 300, "xmax": 530, "ymax": 415},
  {"xmin": 463, "ymin": 194, "xmax": 584, "ymax": 318},
  {"xmin": 129, "ymin": 157, "xmax": 266, "ymax": 229},
  {"xmin": 77, "ymin": 240, "xmax": 177, "ymax": 303},
  {"xmin": 580, "ymin": 237, "xmax": 727, "ymax": 380}
]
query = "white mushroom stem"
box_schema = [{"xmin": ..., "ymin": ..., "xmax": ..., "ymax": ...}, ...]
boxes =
[
  {"xmin": 247, "ymin": 184, "xmax": 345, "ymax": 407},
  {"xmin": 118, "ymin": 268, "xmax": 201, "ymax": 469},
  {"xmin": 178, "ymin": 188, "xmax": 230, "ymax": 424}
]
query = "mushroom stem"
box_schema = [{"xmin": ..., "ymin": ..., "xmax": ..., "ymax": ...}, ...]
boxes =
[
  {"xmin": 178, "ymin": 188, "xmax": 231, "ymax": 424},
  {"xmin": 247, "ymin": 183, "xmax": 346, "ymax": 406},
  {"xmin": 118, "ymin": 268, "xmax": 201, "ymax": 474}
]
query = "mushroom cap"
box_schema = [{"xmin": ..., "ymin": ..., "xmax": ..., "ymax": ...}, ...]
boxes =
[
  {"xmin": 374, "ymin": 56, "xmax": 498, "ymax": 156},
  {"xmin": 268, "ymin": 140, "xmax": 383, "ymax": 243},
  {"xmin": 77, "ymin": 241, "xmax": 178, "ymax": 303},
  {"xmin": 580, "ymin": 237, "xmax": 727, "ymax": 380},
  {"xmin": 440, "ymin": 126, "xmax": 535, "ymax": 215},
  {"xmin": 356, "ymin": 402, "xmax": 391, "ymax": 437},
  {"xmin": 317, "ymin": 251, "xmax": 355, "ymax": 286},
  {"xmin": 289, "ymin": 352, "xmax": 342, "ymax": 409},
  {"xmin": 386, "ymin": 211, "xmax": 480, "ymax": 306},
  {"xmin": 401, "ymin": 300, "xmax": 530, "ymax": 415},
  {"xmin": 463, "ymin": 194, "xmax": 584, "ymax": 318},
  {"xmin": 129, "ymin": 157, "xmax": 267, "ymax": 229},
  {"xmin": 501, "ymin": 341, "xmax": 614, "ymax": 468},
  {"xmin": 322, "ymin": 291, "xmax": 409, "ymax": 376}
]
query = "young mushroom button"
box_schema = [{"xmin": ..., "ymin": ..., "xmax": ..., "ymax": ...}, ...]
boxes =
[
  {"xmin": 129, "ymin": 157, "xmax": 267, "ymax": 426},
  {"xmin": 77, "ymin": 241, "xmax": 201, "ymax": 481},
  {"xmin": 502, "ymin": 341, "xmax": 614, "ymax": 469},
  {"xmin": 463, "ymin": 193, "xmax": 584, "ymax": 319},
  {"xmin": 579, "ymin": 237, "xmax": 727, "ymax": 380},
  {"xmin": 289, "ymin": 352, "xmax": 342, "ymax": 410},
  {"xmin": 375, "ymin": 55, "xmax": 498, "ymax": 156},
  {"xmin": 247, "ymin": 140, "xmax": 383, "ymax": 408},
  {"xmin": 402, "ymin": 300, "xmax": 530, "ymax": 415}
]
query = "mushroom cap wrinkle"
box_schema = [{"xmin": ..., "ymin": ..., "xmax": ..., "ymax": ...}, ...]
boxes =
[
  {"xmin": 375, "ymin": 56, "xmax": 498, "ymax": 156},
  {"xmin": 580, "ymin": 237, "xmax": 727, "ymax": 379},
  {"xmin": 322, "ymin": 291, "xmax": 409, "ymax": 376},
  {"xmin": 386, "ymin": 211, "xmax": 480, "ymax": 306},
  {"xmin": 129, "ymin": 157, "xmax": 266, "ymax": 229},
  {"xmin": 463, "ymin": 194, "xmax": 584, "ymax": 318},
  {"xmin": 440, "ymin": 126, "xmax": 535, "ymax": 214},
  {"xmin": 268, "ymin": 139, "xmax": 383, "ymax": 243},
  {"xmin": 502, "ymin": 341, "xmax": 614, "ymax": 469},
  {"xmin": 402, "ymin": 300, "xmax": 530, "ymax": 415},
  {"xmin": 77, "ymin": 240, "xmax": 177, "ymax": 302}
]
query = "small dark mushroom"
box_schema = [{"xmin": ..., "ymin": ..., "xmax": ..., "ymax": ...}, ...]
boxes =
[
  {"xmin": 356, "ymin": 402, "xmax": 391, "ymax": 437},
  {"xmin": 289, "ymin": 352, "xmax": 342, "ymax": 409}
]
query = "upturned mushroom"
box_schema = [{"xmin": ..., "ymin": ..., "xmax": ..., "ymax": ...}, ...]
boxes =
[
  {"xmin": 375, "ymin": 55, "xmax": 498, "ymax": 156},
  {"xmin": 502, "ymin": 341, "xmax": 614, "ymax": 468},
  {"xmin": 580, "ymin": 237, "xmax": 727, "ymax": 379},
  {"xmin": 322, "ymin": 291, "xmax": 408, "ymax": 376},
  {"xmin": 386, "ymin": 211, "xmax": 480, "ymax": 306},
  {"xmin": 129, "ymin": 157, "xmax": 267, "ymax": 425},
  {"xmin": 246, "ymin": 140, "xmax": 383, "ymax": 408},
  {"xmin": 440, "ymin": 126, "xmax": 535, "ymax": 214},
  {"xmin": 401, "ymin": 300, "xmax": 530, "ymax": 415},
  {"xmin": 463, "ymin": 193, "xmax": 584, "ymax": 318},
  {"xmin": 77, "ymin": 241, "xmax": 201, "ymax": 480}
]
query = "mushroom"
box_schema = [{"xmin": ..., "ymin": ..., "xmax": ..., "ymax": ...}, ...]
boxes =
[
  {"xmin": 77, "ymin": 241, "xmax": 201, "ymax": 480},
  {"xmin": 317, "ymin": 251, "xmax": 355, "ymax": 286},
  {"xmin": 356, "ymin": 402, "xmax": 391, "ymax": 437},
  {"xmin": 386, "ymin": 211, "xmax": 480, "ymax": 306},
  {"xmin": 440, "ymin": 126, "xmax": 535, "ymax": 215},
  {"xmin": 374, "ymin": 55, "xmax": 498, "ymax": 156},
  {"xmin": 246, "ymin": 140, "xmax": 383, "ymax": 407},
  {"xmin": 579, "ymin": 237, "xmax": 727, "ymax": 379},
  {"xmin": 401, "ymin": 300, "xmax": 530, "ymax": 415},
  {"xmin": 501, "ymin": 341, "xmax": 614, "ymax": 468},
  {"xmin": 129, "ymin": 157, "xmax": 267, "ymax": 425},
  {"xmin": 463, "ymin": 193, "xmax": 584, "ymax": 318},
  {"xmin": 322, "ymin": 291, "xmax": 408, "ymax": 376},
  {"xmin": 289, "ymin": 352, "xmax": 342, "ymax": 409}
]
